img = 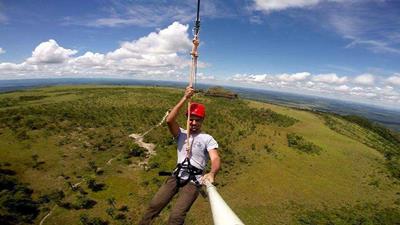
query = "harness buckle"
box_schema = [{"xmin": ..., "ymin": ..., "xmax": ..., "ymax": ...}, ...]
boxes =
[{"xmin": 172, "ymin": 158, "xmax": 203, "ymax": 187}]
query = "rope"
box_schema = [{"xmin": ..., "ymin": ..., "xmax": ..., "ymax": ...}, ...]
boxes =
[
  {"xmin": 185, "ymin": 0, "xmax": 201, "ymax": 158},
  {"xmin": 141, "ymin": 111, "xmax": 169, "ymax": 137}
]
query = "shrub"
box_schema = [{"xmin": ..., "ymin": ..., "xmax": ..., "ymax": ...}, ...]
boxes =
[
  {"xmin": 0, "ymin": 97, "xmax": 17, "ymax": 107},
  {"xmin": 31, "ymin": 154, "xmax": 45, "ymax": 169},
  {"xmin": 86, "ymin": 178, "xmax": 106, "ymax": 192},
  {"xmin": 39, "ymin": 190, "xmax": 65, "ymax": 205},
  {"xmin": 287, "ymin": 133, "xmax": 322, "ymax": 154},
  {"xmin": 149, "ymin": 161, "xmax": 160, "ymax": 169},
  {"xmin": 88, "ymin": 161, "xmax": 97, "ymax": 173},
  {"xmin": 73, "ymin": 194, "xmax": 97, "ymax": 209},
  {"xmin": 118, "ymin": 205, "xmax": 129, "ymax": 212},
  {"xmin": 114, "ymin": 213, "xmax": 126, "ymax": 220},
  {"xmin": 106, "ymin": 207, "xmax": 114, "ymax": 218},
  {"xmin": 0, "ymin": 167, "xmax": 39, "ymax": 224},
  {"xmin": 386, "ymin": 158, "xmax": 400, "ymax": 180},
  {"xmin": 79, "ymin": 213, "xmax": 109, "ymax": 225},
  {"xmin": 342, "ymin": 115, "xmax": 400, "ymax": 146},
  {"xmin": 24, "ymin": 115, "xmax": 47, "ymax": 130},
  {"xmin": 264, "ymin": 144, "xmax": 274, "ymax": 154},
  {"xmin": 128, "ymin": 143, "xmax": 146, "ymax": 157}
]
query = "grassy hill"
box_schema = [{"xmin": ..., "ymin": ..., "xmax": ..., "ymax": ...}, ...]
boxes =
[{"xmin": 0, "ymin": 85, "xmax": 399, "ymax": 225}]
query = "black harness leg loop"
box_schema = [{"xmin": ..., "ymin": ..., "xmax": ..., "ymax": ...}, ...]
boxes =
[{"xmin": 172, "ymin": 157, "xmax": 203, "ymax": 188}]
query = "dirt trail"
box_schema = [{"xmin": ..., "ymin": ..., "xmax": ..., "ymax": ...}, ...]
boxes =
[
  {"xmin": 129, "ymin": 133, "xmax": 156, "ymax": 168},
  {"xmin": 39, "ymin": 205, "xmax": 57, "ymax": 225},
  {"xmin": 107, "ymin": 153, "xmax": 121, "ymax": 165},
  {"xmin": 127, "ymin": 111, "xmax": 169, "ymax": 168}
]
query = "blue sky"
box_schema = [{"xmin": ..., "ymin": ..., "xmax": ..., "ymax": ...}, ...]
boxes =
[{"xmin": 0, "ymin": 0, "xmax": 400, "ymax": 108}]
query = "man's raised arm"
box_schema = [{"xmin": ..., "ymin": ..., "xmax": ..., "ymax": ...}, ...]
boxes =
[{"xmin": 166, "ymin": 86, "xmax": 194, "ymax": 138}]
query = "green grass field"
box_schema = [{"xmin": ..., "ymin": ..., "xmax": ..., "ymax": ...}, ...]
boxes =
[{"xmin": 0, "ymin": 85, "xmax": 399, "ymax": 225}]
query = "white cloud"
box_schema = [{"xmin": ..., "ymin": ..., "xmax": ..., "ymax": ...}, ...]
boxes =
[
  {"xmin": 232, "ymin": 72, "xmax": 310, "ymax": 85},
  {"xmin": 312, "ymin": 73, "xmax": 347, "ymax": 84},
  {"xmin": 253, "ymin": 0, "xmax": 347, "ymax": 12},
  {"xmin": 327, "ymin": 3, "xmax": 400, "ymax": 55},
  {"xmin": 72, "ymin": 52, "xmax": 106, "ymax": 66},
  {"xmin": 71, "ymin": 1, "xmax": 226, "ymax": 28},
  {"xmin": 251, "ymin": 0, "xmax": 400, "ymax": 55},
  {"xmin": 254, "ymin": 0, "xmax": 321, "ymax": 12},
  {"xmin": 197, "ymin": 73, "xmax": 215, "ymax": 81},
  {"xmin": 108, "ymin": 22, "xmax": 191, "ymax": 59},
  {"xmin": 103, "ymin": 22, "xmax": 192, "ymax": 75},
  {"xmin": 305, "ymin": 81, "xmax": 315, "ymax": 87},
  {"xmin": 0, "ymin": 47, "xmax": 5, "ymax": 54},
  {"xmin": 351, "ymin": 86, "xmax": 363, "ymax": 91},
  {"xmin": 89, "ymin": 5, "xmax": 191, "ymax": 28},
  {"xmin": 71, "ymin": 4, "xmax": 190, "ymax": 28},
  {"xmin": 27, "ymin": 39, "xmax": 78, "ymax": 64},
  {"xmin": 232, "ymin": 73, "xmax": 272, "ymax": 84},
  {"xmin": 329, "ymin": 13, "xmax": 362, "ymax": 38},
  {"xmin": 353, "ymin": 73, "xmax": 375, "ymax": 86},
  {"xmin": 346, "ymin": 39, "xmax": 400, "ymax": 54},
  {"xmin": 278, "ymin": 72, "xmax": 310, "ymax": 82},
  {"xmin": 0, "ymin": 62, "xmax": 39, "ymax": 77},
  {"xmin": 229, "ymin": 71, "xmax": 400, "ymax": 106},
  {"xmin": 231, "ymin": 72, "xmax": 311, "ymax": 85},
  {"xmin": 387, "ymin": 75, "xmax": 400, "ymax": 86},
  {"xmin": 0, "ymin": 22, "xmax": 194, "ymax": 80},
  {"xmin": 0, "ymin": 62, "xmax": 21, "ymax": 70},
  {"xmin": 334, "ymin": 84, "xmax": 350, "ymax": 92},
  {"xmin": 249, "ymin": 15, "xmax": 263, "ymax": 24},
  {"xmin": 252, "ymin": 74, "xmax": 269, "ymax": 82}
]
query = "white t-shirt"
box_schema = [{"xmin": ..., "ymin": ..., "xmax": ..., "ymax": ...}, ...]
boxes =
[{"xmin": 176, "ymin": 128, "xmax": 218, "ymax": 181}]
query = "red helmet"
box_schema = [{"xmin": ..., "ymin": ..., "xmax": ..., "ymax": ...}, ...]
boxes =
[{"xmin": 187, "ymin": 102, "xmax": 206, "ymax": 118}]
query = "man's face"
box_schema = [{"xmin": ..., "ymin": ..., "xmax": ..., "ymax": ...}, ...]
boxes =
[{"xmin": 189, "ymin": 115, "xmax": 203, "ymax": 133}]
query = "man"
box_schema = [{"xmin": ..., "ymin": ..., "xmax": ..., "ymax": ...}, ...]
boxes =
[{"xmin": 139, "ymin": 86, "xmax": 221, "ymax": 225}]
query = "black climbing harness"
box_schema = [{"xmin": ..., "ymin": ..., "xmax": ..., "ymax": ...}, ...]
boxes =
[
  {"xmin": 173, "ymin": 157, "xmax": 203, "ymax": 187},
  {"xmin": 159, "ymin": 157, "xmax": 203, "ymax": 187}
]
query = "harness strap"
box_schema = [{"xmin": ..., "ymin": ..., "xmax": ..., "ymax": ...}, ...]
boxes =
[{"xmin": 173, "ymin": 157, "xmax": 203, "ymax": 187}]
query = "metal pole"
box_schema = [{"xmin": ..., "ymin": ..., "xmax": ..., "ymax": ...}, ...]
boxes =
[{"xmin": 204, "ymin": 180, "xmax": 245, "ymax": 225}]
